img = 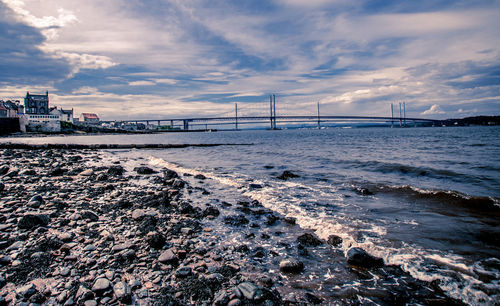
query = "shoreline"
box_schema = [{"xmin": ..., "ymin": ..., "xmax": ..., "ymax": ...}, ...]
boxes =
[
  {"xmin": 0, "ymin": 143, "xmax": 252, "ymax": 150},
  {"xmin": 0, "ymin": 148, "xmax": 463, "ymax": 305}
]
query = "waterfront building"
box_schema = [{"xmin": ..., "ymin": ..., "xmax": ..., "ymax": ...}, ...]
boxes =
[
  {"xmin": 24, "ymin": 91, "xmax": 49, "ymax": 115},
  {"xmin": 0, "ymin": 104, "xmax": 6, "ymax": 117},
  {"xmin": 0, "ymin": 100, "xmax": 23, "ymax": 118},
  {"xmin": 50, "ymin": 107, "xmax": 74, "ymax": 123},
  {"xmin": 80, "ymin": 113, "xmax": 100, "ymax": 124}
]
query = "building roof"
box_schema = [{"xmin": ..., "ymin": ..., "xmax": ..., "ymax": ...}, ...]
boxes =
[
  {"xmin": 82, "ymin": 113, "xmax": 99, "ymax": 119},
  {"xmin": 1, "ymin": 101, "xmax": 21, "ymax": 110},
  {"xmin": 61, "ymin": 109, "xmax": 73, "ymax": 115}
]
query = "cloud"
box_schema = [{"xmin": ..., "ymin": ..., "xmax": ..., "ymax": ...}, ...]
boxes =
[
  {"xmin": 155, "ymin": 78, "xmax": 178, "ymax": 85},
  {"xmin": 422, "ymin": 104, "xmax": 445, "ymax": 115},
  {"xmin": 276, "ymin": 0, "xmax": 344, "ymax": 7},
  {"xmin": 0, "ymin": 2, "xmax": 72, "ymax": 84},
  {"xmin": 2, "ymin": 0, "xmax": 78, "ymax": 29},
  {"xmin": 0, "ymin": 0, "xmax": 499, "ymax": 120},
  {"xmin": 128, "ymin": 80, "xmax": 156, "ymax": 86}
]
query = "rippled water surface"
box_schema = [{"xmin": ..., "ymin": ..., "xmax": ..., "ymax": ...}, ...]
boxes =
[{"xmin": 3, "ymin": 126, "xmax": 500, "ymax": 303}]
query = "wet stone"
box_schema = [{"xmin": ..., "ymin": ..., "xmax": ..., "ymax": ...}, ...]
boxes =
[
  {"xmin": 279, "ymin": 259, "xmax": 305, "ymax": 274},
  {"xmin": 194, "ymin": 174, "xmax": 206, "ymax": 180},
  {"xmin": 236, "ymin": 282, "xmax": 270, "ymax": 301},
  {"xmin": 297, "ymin": 233, "xmax": 323, "ymax": 246},
  {"xmin": 327, "ymin": 234, "xmax": 343, "ymax": 246},
  {"xmin": 277, "ymin": 170, "xmax": 300, "ymax": 180},
  {"xmin": 223, "ymin": 215, "xmax": 249, "ymax": 226},
  {"xmin": 134, "ymin": 166, "xmax": 157, "ymax": 174},
  {"xmin": 107, "ymin": 165, "xmax": 125, "ymax": 176},
  {"xmin": 347, "ymin": 247, "xmax": 384, "ymax": 268}
]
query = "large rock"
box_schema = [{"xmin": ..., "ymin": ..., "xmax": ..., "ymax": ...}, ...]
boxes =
[
  {"xmin": 277, "ymin": 170, "xmax": 300, "ymax": 180},
  {"xmin": 297, "ymin": 233, "xmax": 323, "ymax": 246},
  {"xmin": 346, "ymin": 247, "xmax": 384, "ymax": 268},
  {"xmin": 133, "ymin": 166, "xmax": 157, "ymax": 175},
  {"xmin": 18, "ymin": 214, "xmax": 49, "ymax": 229},
  {"xmin": 279, "ymin": 259, "xmax": 304, "ymax": 273},
  {"xmin": 163, "ymin": 169, "xmax": 178, "ymax": 180},
  {"xmin": 107, "ymin": 165, "xmax": 125, "ymax": 176},
  {"xmin": 158, "ymin": 249, "xmax": 178, "ymax": 265}
]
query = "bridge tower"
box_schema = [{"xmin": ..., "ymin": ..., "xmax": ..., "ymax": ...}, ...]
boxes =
[
  {"xmin": 317, "ymin": 101, "xmax": 321, "ymax": 129},
  {"xmin": 269, "ymin": 94, "xmax": 277, "ymax": 129},
  {"xmin": 235, "ymin": 103, "xmax": 238, "ymax": 130},
  {"xmin": 391, "ymin": 103, "xmax": 394, "ymax": 128}
]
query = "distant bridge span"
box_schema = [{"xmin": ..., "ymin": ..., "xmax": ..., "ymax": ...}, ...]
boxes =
[{"xmin": 102, "ymin": 115, "xmax": 441, "ymax": 130}]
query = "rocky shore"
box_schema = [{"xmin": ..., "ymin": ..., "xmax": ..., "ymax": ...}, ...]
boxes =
[{"xmin": 0, "ymin": 148, "xmax": 463, "ymax": 305}]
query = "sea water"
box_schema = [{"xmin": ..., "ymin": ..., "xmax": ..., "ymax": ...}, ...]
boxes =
[{"xmin": 3, "ymin": 126, "xmax": 499, "ymax": 303}]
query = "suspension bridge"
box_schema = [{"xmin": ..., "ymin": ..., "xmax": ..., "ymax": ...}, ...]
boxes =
[{"xmin": 103, "ymin": 96, "xmax": 441, "ymax": 131}]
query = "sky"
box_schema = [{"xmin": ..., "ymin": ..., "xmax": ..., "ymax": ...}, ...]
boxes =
[{"xmin": 0, "ymin": 0, "xmax": 499, "ymax": 120}]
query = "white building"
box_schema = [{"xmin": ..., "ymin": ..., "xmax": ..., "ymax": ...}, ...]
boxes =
[
  {"xmin": 24, "ymin": 114, "xmax": 61, "ymax": 132},
  {"xmin": 50, "ymin": 107, "xmax": 74, "ymax": 123}
]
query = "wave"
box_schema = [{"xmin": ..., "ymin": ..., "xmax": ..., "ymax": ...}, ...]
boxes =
[
  {"xmin": 353, "ymin": 183, "xmax": 500, "ymax": 213},
  {"xmin": 353, "ymin": 160, "xmax": 466, "ymax": 179}
]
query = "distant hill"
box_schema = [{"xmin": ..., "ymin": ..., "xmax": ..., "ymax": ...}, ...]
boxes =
[{"xmin": 441, "ymin": 116, "xmax": 500, "ymax": 126}]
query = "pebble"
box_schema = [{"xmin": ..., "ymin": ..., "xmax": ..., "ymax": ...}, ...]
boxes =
[
  {"xmin": 175, "ymin": 266, "xmax": 192, "ymax": 278},
  {"xmin": 113, "ymin": 282, "xmax": 131, "ymax": 302},
  {"xmin": 91, "ymin": 278, "xmax": 110, "ymax": 295},
  {"xmin": 79, "ymin": 169, "xmax": 94, "ymax": 176},
  {"xmin": 158, "ymin": 249, "xmax": 178, "ymax": 265}
]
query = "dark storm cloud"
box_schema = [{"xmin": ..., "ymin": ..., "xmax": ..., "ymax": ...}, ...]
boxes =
[{"xmin": 0, "ymin": 2, "xmax": 71, "ymax": 85}]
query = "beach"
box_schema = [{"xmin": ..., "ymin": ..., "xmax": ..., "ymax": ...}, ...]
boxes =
[{"xmin": 0, "ymin": 146, "xmax": 467, "ymax": 305}]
